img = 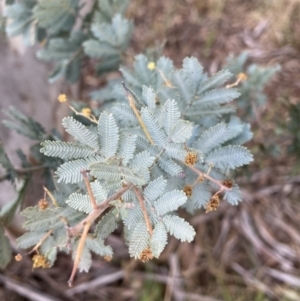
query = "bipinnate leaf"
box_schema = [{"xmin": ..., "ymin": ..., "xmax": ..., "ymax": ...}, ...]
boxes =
[
  {"xmin": 154, "ymin": 190, "xmax": 187, "ymax": 216},
  {"xmin": 90, "ymin": 181, "xmax": 107, "ymax": 203},
  {"xmin": 66, "ymin": 193, "xmax": 93, "ymax": 214},
  {"xmin": 16, "ymin": 231, "xmax": 47, "ymax": 249},
  {"xmin": 90, "ymin": 163, "xmax": 146, "ymax": 186},
  {"xmin": 98, "ymin": 111, "xmax": 119, "ymax": 158},
  {"xmin": 197, "ymin": 69, "xmax": 232, "ymax": 94},
  {"xmin": 150, "ymin": 222, "xmax": 168, "ymax": 258},
  {"xmin": 41, "ymin": 141, "xmax": 95, "ymax": 160},
  {"xmin": 129, "ymin": 221, "xmax": 150, "ymax": 259},
  {"xmin": 130, "ymin": 150, "xmax": 155, "ymax": 170},
  {"xmin": 160, "ymin": 99, "xmax": 181, "ymax": 135},
  {"xmin": 144, "ymin": 176, "xmax": 167, "ymax": 202},
  {"xmin": 163, "ymin": 215, "xmax": 195, "ymax": 242},
  {"xmin": 182, "ymin": 57, "xmax": 204, "ymax": 92},
  {"xmin": 62, "ymin": 117, "xmax": 99, "ymax": 150},
  {"xmin": 118, "ymin": 134, "xmax": 137, "ymax": 165},
  {"xmin": 194, "ymin": 88, "xmax": 240, "ymax": 107},
  {"xmin": 170, "ymin": 121, "xmax": 193, "ymax": 143},
  {"xmin": 141, "ymin": 107, "xmax": 167, "ymax": 146},
  {"xmin": 56, "ymin": 156, "xmax": 103, "ymax": 184},
  {"xmin": 142, "ymin": 86, "xmax": 156, "ymax": 109},
  {"xmin": 206, "ymin": 145, "xmax": 253, "ymax": 170},
  {"xmin": 196, "ymin": 123, "xmax": 231, "ymax": 154},
  {"xmin": 86, "ymin": 237, "xmax": 113, "ymax": 257},
  {"xmin": 223, "ymin": 184, "xmax": 242, "ymax": 205},
  {"xmin": 95, "ymin": 210, "xmax": 120, "ymax": 240}
]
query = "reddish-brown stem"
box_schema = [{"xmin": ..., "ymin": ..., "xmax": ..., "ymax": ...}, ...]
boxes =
[
  {"xmin": 186, "ymin": 164, "xmax": 231, "ymax": 192},
  {"xmin": 67, "ymin": 183, "xmax": 133, "ymax": 287},
  {"xmin": 133, "ymin": 186, "xmax": 153, "ymax": 236},
  {"xmin": 69, "ymin": 183, "xmax": 134, "ymax": 237},
  {"xmin": 81, "ymin": 170, "xmax": 97, "ymax": 210},
  {"xmin": 122, "ymin": 82, "xmax": 154, "ymax": 145},
  {"xmin": 68, "ymin": 221, "xmax": 91, "ymax": 287}
]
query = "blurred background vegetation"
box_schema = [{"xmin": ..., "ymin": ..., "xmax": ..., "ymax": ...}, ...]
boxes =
[{"xmin": 1, "ymin": 0, "xmax": 300, "ymax": 300}]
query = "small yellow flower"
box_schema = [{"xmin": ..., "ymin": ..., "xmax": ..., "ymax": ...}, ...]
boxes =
[
  {"xmin": 81, "ymin": 107, "xmax": 91, "ymax": 117},
  {"xmin": 237, "ymin": 72, "xmax": 247, "ymax": 82},
  {"xmin": 58, "ymin": 94, "xmax": 67, "ymax": 103},
  {"xmin": 32, "ymin": 254, "xmax": 50, "ymax": 269},
  {"xmin": 147, "ymin": 62, "xmax": 156, "ymax": 70}
]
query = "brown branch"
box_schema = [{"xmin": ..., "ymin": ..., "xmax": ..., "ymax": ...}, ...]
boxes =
[
  {"xmin": 28, "ymin": 229, "xmax": 54, "ymax": 254},
  {"xmin": 68, "ymin": 221, "xmax": 91, "ymax": 287},
  {"xmin": 81, "ymin": 170, "xmax": 97, "ymax": 210},
  {"xmin": 133, "ymin": 186, "xmax": 153, "ymax": 235},
  {"xmin": 69, "ymin": 183, "xmax": 134, "ymax": 237},
  {"xmin": 122, "ymin": 82, "xmax": 154, "ymax": 145},
  {"xmin": 67, "ymin": 183, "xmax": 134, "ymax": 287},
  {"xmin": 186, "ymin": 164, "xmax": 231, "ymax": 192}
]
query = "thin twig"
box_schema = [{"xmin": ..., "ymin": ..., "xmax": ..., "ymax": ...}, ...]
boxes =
[
  {"xmin": 186, "ymin": 164, "xmax": 231, "ymax": 192},
  {"xmin": 69, "ymin": 183, "xmax": 133, "ymax": 237},
  {"xmin": 43, "ymin": 186, "xmax": 59, "ymax": 207},
  {"xmin": 133, "ymin": 186, "xmax": 153, "ymax": 235},
  {"xmin": 28, "ymin": 229, "xmax": 54, "ymax": 254},
  {"xmin": 68, "ymin": 221, "xmax": 92, "ymax": 287},
  {"xmin": 66, "ymin": 271, "xmax": 124, "ymax": 296},
  {"xmin": 122, "ymin": 82, "xmax": 154, "ymax": 145},
  {"xmin": 81, "ymin": 170, "xmax": 97, "ymax": 210},
  {"xmin": 0, "ymin": 274, "xmax": 59, "ymax": 301}
]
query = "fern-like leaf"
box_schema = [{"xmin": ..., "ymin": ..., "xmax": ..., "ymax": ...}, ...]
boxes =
[
  {"xmin": 130, "ymin": 150, "xmax": 155, "ymax": 170},
  {"xmin": 90, "ymin": 181, "xmax": 107, "ymax": 203},
  {"xmin": 98, "ymin": 111, "xmax": 119, "ymax": 158},
  {"xmin": 141, "ymin": 107, "xmax": 167, "ymax": 146},
  {"xmin": 197, "ymin": 70, "xmax": 232, "ymax": 94},
  {"xmin": 66, "ymin": 193, "xmax": 92, "ymax": 214},
  {"xmin": 16, "ymin": 231, "xmax": 47, "ymax": 249},
  {"xmin": 62, "ymin": 117, "xmax": 99, "ymax": 150},
  {"xmin": 195, "ymin": 123, "xmax": 231, "ymax": 154},
  {"xmin": 194, "ymin": 88, "xmax": 240, "ymax": 107},
  {"xmin": 128, "ymin": 220, "xmax": 150, "ymax": 259},
  {"xmin": 163, "ymin": 215, "xmax": 195, "ymax": 242},
  {"xmin": 86, "ymin": 237, "xmax": 113, "ymax": 257},
  {"xmin": 154, "ymin": 190, "xmax": 187, "ymax": 216},
  {"xmin": 144, "ymin": 176, "xmax": 167, "ymax": 202},
  {"xmin": 160, "ymin": 99, "xmax": 181, "ymax": 135},
  {"xmin": 56, "ymin": 156, "xmax": 103, "ymax": 184},
  {"xmin": 95, "ymin": 210, "xmax": 120, "ymax": 240},
  {"xmin": 142, "ymin": 86, "xmax": 156, "ymax": 109},
  {"xmin": 90, "ymin": 163, "xmax": 146, "ymax": 186},
  {"xmin": 182, "ymin": 57, "xmax": 204, "ymax": 92},
  {"xmin": 41, "ymin": 141, "xmax": 95, "ymax": 160},
  {"xmin": 170, "ymin": 120, "xmax": 193, "ymax": 143},
  {"xmin": 118, "ymin": 134, "xmax": 137, "ymax": 165},
  {"xmin": 206, "ymin": 145, "xmax": 253, "ymax": 170},
  {"xmin": 223, "ymin": 184, "xmax": 242, "ymax": 205},
  {"xmin": 150, "ymin": 222, "xmax": 168, "ymax": 258}
]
